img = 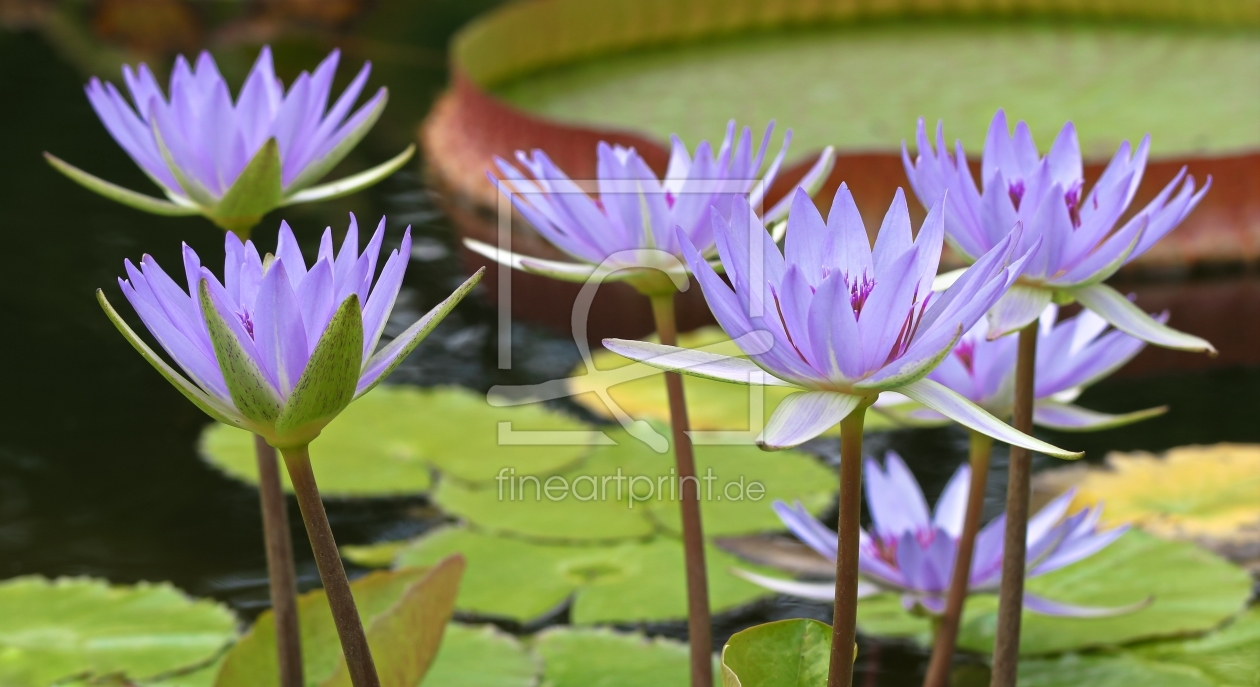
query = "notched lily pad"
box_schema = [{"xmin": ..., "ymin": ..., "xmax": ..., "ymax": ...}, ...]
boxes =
[
  {"xmin": 394, "ymin": 526, "xmax": 778, "ymax": 624},
  {"xmin": 532, "ymin": 626, "xmax": 708, "ymax": 687},
  {"xmin": 1019, "ymin": 607, "xmax": 1260, "ymax": 687},
  {"xmin": 200, "ymin": 385, "xmax": 592, "ymax": 497},
  {"xmin": 855, "ymin": 530, "xmax": 1252, "ymax": 655},
  {"xmin": 567, "ymin": 328, "xmax": 892, "ymax": 439},
  {"xmin": 434, "ymin": 427, "xmax": 834, "ymax": 542},
  {"xmin": 0, "ymin": 576, "xmax": 236, "ymax": 687},
  {"xmin": 423, "ymin": 624, "xmax": 538, "ymax": 687}
]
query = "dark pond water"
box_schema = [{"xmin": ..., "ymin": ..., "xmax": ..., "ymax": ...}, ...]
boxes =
[{"xmin": 1, "ymin": 5, "xmax": 1257, "ymax": 685}]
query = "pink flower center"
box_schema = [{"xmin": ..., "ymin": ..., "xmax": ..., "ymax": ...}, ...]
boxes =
[
  {"xmin": 847, "ymin": 271, "xmax": 876, "ymax": 318},
  {"xmin": 665, "ymin": 190, "xmax": 676, "ymax": 208},
  {"xmin": 1064, "ymin": 181, "xmax": 1084, "ymax": 228},
  {"xmin": 237, "ymin": 310, "xmax": 255, "ymax": 339},
  {"xmin": 952, "ymin": 338, "xmax": 976, "ymax": 373},
  {"xmin": 1008, "ymin": 180, "xmax": 1026, "ymax": 210}
]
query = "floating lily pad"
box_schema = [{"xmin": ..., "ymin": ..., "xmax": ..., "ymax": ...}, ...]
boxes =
[
  {"xmin": 0, "ymin": 576, "xmax": 236, "ymax": 687},
  {"xmin": 532, "ymin": 626, "xmax": 711, "ymax": 687},
  {"xmin": 200, "ymin": 385, "xmax": 592, "ymax": 497},
  {"xmin": 214, "ymin": 561, "xmax": 462, "ymax": 687},
  {"xmin": 424, "ymin": 624, "xmax": 538, "ymax": 687},
  {"xmin": 434, "ymin": 427, "xmax": 834, "ymax": 542},
  {"xmin": 1018, "ymin": 607, "xmax": 1260, "ymax": 687},
  {"xmin": 1038, "ymin": 444, "xmax": 1260, "ymax": 545},
  {"xmin": 394, "ymin": 526, "xmax": 776, "ymax": 624},
  {"xmin": 567, "ymin": 328, "xmax": 893, "ymax": 440},
  {"xmin": 855, "ymin": 530, "xmax": 1252, "ymax": 655},
  {"xmin": 720, "ymin": 618, "xmax": 833, "ymax": 687}
]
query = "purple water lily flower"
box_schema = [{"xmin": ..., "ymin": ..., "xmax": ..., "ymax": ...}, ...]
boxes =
[
  {"xmin": 465, "ymin": 121, "xmax": 835, "ymax": 295},
  {"xmin": 903, "ymin": 110, "xmax": 1213, "ymax": 352},
  {"xmin": 879, "ymin": 304, "xmax": 1166, "ymax": 431},
  {"xmin": 97, "ymin": 215, "xmax": 482, "ymax": 448},
  {"xmin": 47, "ymin": 47, "xmax": 413, "ymax": 235},
  {"xmin": 739, "ymin": 453, "xmax": 1144, "ymax": 617},
  {"xmin": 603, "ymin": 186, "xmax": 1078, "ymax": 457}
]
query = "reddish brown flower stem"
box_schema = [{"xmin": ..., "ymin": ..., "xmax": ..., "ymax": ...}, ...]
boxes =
[
  {"xmin": 282, "ymin": 445, "xmax": 380, "ymax": 687},
  {"xmin": 989, "ymin": 322, "xmax": 1039, "ymax": 687},
  {"xmin": 253, "ymin": 436, "xmax": 304, "ymax": 687},
  {"xmin": 922, "ymin": 430, "xmax": 994, "ymax": 687},
  {"xmin": 649, "ymin": 292, "xmax": 712, "ymax": 687},
  {"xmin": 828, "ymin": 402, "xmax": 870, "ymax": 687}
]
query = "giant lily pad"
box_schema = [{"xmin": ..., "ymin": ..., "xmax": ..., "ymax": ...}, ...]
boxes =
[
  {"xmin": 1018, "ymin": 607, "xmax": 1260, "ymax": 687},
  {"xmin": 567, "ymin": 328, "xmax": 893, "ymax": 440},
  {"xmin": 855, "ymin": 530, "xmax": 1252, "ymax": 655},
  {"xmin": 1035, "ymin": 444, "xmax": 1260, "ymax": 559},
  {"xmin": 200, "ymin": 385, "xmax": 592, "ymax": 497},
  {"xmin": 532, "ymin": 626, "xmax": 711, "ymax": 687},
  {"xmin": 393, "ymin": 526, "xmax": 777, "ymax": 624},
  {"xmin": 433, "ymin": 427, "xmax": 834, "ymax": 542},
  {"xmin": 496, "ymin": 23, "xmax": 1260, "ymax": 159},
  {"xmin": 0, "ymin": 576, "xmax": 236, "ymax": 687}
]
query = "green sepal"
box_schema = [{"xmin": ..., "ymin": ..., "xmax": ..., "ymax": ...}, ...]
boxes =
[
  {"xmin": 285, "ymin": 144, "xmax": 415, "ymax": 206},
  {"xmin": 97, "ymin": 288, "xmax": 246, "ymax": 428},
  {"xmin": 356, "ymin": 268, "xmax": 483, "ymax": 398},
  {"xmin": 273, "ymin": 294, "xmax": 364, "ymax": 447},
  {"xmin": 210, "ymin": 138, "xmax": 283, "ymax": 236},
  {"xmin": 45, "ymin": 153, "xmax": 200, "ymax": 217},
  {"xmin": 198, "ymin": 279, "xmax": 284, "ymax": 429},
  {"xmin": 284, "ymin": 88, "xmax": 391, "ymax": 193}
]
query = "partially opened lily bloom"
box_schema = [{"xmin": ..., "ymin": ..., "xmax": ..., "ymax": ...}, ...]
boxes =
[
  {"xmin": 603, "ymin": 187, "xmax": 1078, "ymax": 457},
  {"xmin": 465, "ymin": 121, "xmax": 835, "ymax": 295},
  {"xmin": 902, "ymin": 110, "xmax": 1212, "ymax": 352},
  {"xmin": 98, "ymin": 216, "xmax": 482, "ymax": 449},
  {"xmin": 881, "ymin": 304, "xmax": 1166, "ymax": 431},
  {"xmin": 47, "ymin": 47, "xmax": 413, "ymax": 235},
  {"xmin": 741, "ymin": 454, "xmax": 1143, "ymax": 617}
]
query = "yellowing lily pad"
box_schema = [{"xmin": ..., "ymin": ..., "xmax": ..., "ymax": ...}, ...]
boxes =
[
  {"xmin": 856, "ymin": 530, "xmax": 1252, "ymax": 655},
  {"xmin": 433, "ymin": 427, "xmax": 835, "ymax": 542},
  {"xmin": 393, "ymin": 526, "xmax": 778, "ymax": 624},
  {"xmin": 567, "ymin": 327, "xmax": 892, "ymax": 440},
  {"xmin": 214, "ymin": 560, "xmax": 463, "ymax": 687},
  {"xmin": 0, "ymin": 576, "xmax": 236, "ymax": 687},
  {"xmin": 1046, "ymin": 444, "xmax": 1260, "ymax": 542},
  {"xmin": 200, "ymin": 385, "xmax": 593, "ymax": 497},
  {"xmin": 1018, "ymin": 607, "xmax": 1260, "ymax": 687}
]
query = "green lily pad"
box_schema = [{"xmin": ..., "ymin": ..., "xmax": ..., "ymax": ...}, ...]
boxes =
[
  {"xmin": 394, "ymin": 526, "xmax": 777, "ymax": 624},
  {"xmin": 855, "ymin": 530, "xmax": 1252, "ymax": 655},
  {"xmin": 567, "ymin": 328, "xmax": 893, "ymax": 441},
  {"xmin": 200, "ymin": 385, "xmax": 592, "ymax": 497},
  {"xmin": 532, "ymin": 626, "xmax": 714, "ymax": 687},
  {"xmin": 433, "ymin": 427, "xmax": 834, "ymax": 542},
  {"xmin": 423, "ymin": 624, "xmax": 538, "ymax": 687},
  {"xmin": 496, "ymin": 22, "xmax": 1260, "ymax": 159},
  {"xmin": 1018, "ymin": 608, "xmax": 1260, "ymax": 686},
  {"xmin": 0, "ymin": 576, "xmax": 236, "ymax": 687},
  {"xmin": 214, "ymin": 561, "xmax": 461, "ymax": 687},
  {"xmin": 720, "ymin": 618, "xmax": 832, "ymax": 687}
]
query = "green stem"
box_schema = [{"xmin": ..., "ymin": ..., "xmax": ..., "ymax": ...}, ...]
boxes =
[
  {"xmin": 827, "ymin": 404, "xmax": 869, "ymax": 687},
  {"xmin": 281, "ymin": 445, "xmax": 380, "ymax": 687},
  {"xmin": 648, "ymin": 292, "xmax": 712, "ymax": 687},
  {"xmin": 922, "ymin": 431, "xmax": 994, "ymax": 687},
  {"xmin": 989, "ymin": 323, "xmax": 1039, "ymax": 687},
  {"xmin": 253, "ymin": 436, "xmax": 304, "ymax": 687}
]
